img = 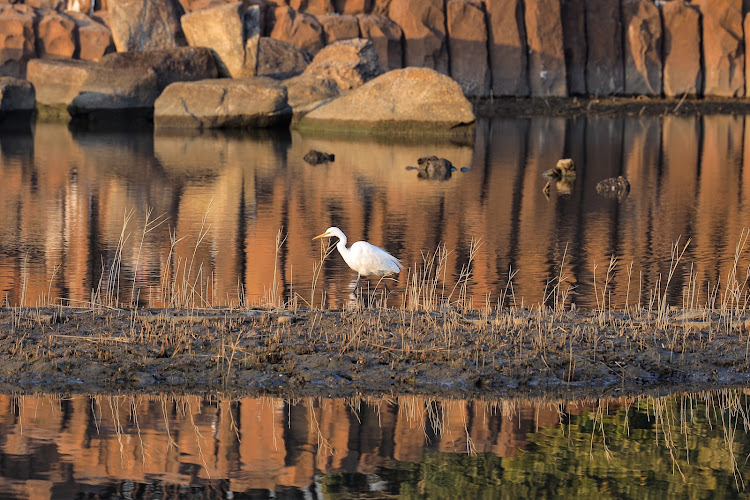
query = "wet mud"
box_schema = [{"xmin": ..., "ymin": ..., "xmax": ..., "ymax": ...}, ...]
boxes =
[{"xmin": 1, "ymin": 307, "xmax": 749, "ymax": 399}]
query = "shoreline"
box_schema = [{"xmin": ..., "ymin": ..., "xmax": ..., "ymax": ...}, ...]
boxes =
[{"xmin": 2, "ymin": 306, "xmax": 750, "ymax": 400}]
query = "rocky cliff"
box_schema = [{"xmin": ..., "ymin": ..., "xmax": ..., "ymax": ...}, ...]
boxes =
[{"xmin": 0, "ymin": 0, "xmax": 746, "ymax": 99}]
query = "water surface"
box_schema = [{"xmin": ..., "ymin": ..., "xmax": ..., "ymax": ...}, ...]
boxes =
[
  {"xmin": 0, "ymin": 390, "xmax": 747, "ymax": 498},
  {"xmin": 1, "ymin": 116, "xmax": 749, "ymax": 309}
]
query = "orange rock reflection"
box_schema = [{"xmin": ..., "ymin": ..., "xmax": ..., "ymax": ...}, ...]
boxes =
[
  {"xmin": 1, "ymin": 117, "xmax": 750, "ymax": 309},
  {"xmin": 0, "ymin": 393, "xmax": 619, "ymax": 497}
]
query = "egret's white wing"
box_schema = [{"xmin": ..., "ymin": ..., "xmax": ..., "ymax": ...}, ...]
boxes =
[{"xmin": 349, "ymin": 241, "xmax": 403, "ymax": 276}]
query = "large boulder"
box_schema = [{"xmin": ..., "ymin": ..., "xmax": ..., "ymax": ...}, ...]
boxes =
[
  {"xmin": 485, "ymin": 0, "xmax": 528, "ymax": 96},
  {"xmin": 0, "ymin": 4, "xmax": 36, "ymax": 78},
  {"xmin": 269, "ymin": 6, "xmax": 325, "ymax": 55},
  {"xmin": 446, "ymin": 0, "xmax": 489, "ymax": 97},
  {"xmin": 296, "ymin": 67, "xmax": 475, "ymax": 136},
  {"xmin": 282, "ymin": 37, "xmax": 380, "ymax": 111},
  {"xmin": 585, "ymin": 0, "xmax": 624, "ymax": 95},
  {"xmin": 69, "ymin": 47, "xmax": 218, "ymax": 117},
  {"xmin": 692, "ymin": 0, "xmax": 744, "ymax": 97},
  {"xmin": 622, "ymin": 0, "xmax": 662, "ymax": 95},
  {"xmin": 661, "ymin": 2, "xmax": 701, "ymax": 97},
  {"xmin": 154, "ymin": 77, "xmax": 292, "ymax": 129},
  {"xmin": 524, "ymin": 0, "xmax": 567, "ymax": 97},
  {"xmin": 36, "ymin": 10, "xmax": 76, "ymax": 59},
  {"xmin": 255, "ymin": 36, "xmax": 311, "ymax": 79},
  {"xmin": 357, "ymin": 14, "xmax": 402, "ymax": 72},
  {"xmin": 318, "ymin": 13, "xmax": 360, "ymax": 43},
  {"xmin": 67, "ymin": 11, "xmax": 115, "ymax": 62},
  {"xmin": 108, "ymin": 0, "xmax": 185, "ymax": 51},
  {"xmin": 27, "ymin": 58, "xmax": 96, "ymax": 107},
  {"xmin": 388, "ymin": 0, "xmax": 448, "ymax": 74},
  {"xmin": 560, "ymin": 0, "xmax": 586, "ymax": 95},
  {"xmin": 181, "ymin": 2, "xmax": 262, "ymax": 78}
]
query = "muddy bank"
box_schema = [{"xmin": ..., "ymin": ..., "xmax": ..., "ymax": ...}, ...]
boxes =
[
  {"xmin": 2, "ymin": 306, "xmax": 750, "ymax": 399},
  {"xmin": 474, "ymin": 96, "xmax": 750, "ymax": 118}
]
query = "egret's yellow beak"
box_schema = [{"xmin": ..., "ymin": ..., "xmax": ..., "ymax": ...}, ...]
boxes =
[{"xmin": 312, "ymin": 231, "xmax": 329, "ymax": 240}]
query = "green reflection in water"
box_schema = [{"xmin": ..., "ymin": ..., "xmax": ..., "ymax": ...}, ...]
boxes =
[{"xmin": 323, "ymin": 391, "xmax": 749, "ymax": 499}]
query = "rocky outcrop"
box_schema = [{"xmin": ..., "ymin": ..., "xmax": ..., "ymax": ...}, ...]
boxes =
[
  {"xmin": 154, "ymin": 77, "xmax": 292, "ymax": 129},
  {"xmin": 692, "ymin": 0, "xmax": 744, "ymax": 97},
  {"xmin": 661, "ymin": 1, "xmax": 701, "ymax": 97},
  {"xmin": 108, "ymin": 0, "xmax": 185, "ymax": 52},
  {"xmin": 485, "ymin": 0, "xmax": 527, "ymax": 96},
  {"xmin": 69, "ymin": 47, "xmax": 217, "ymax": 118},
  {"xmin": 0, "ymin": 4, "xmax": 35, "ymax": 77},
  {"xmin": 524, "ymin": 0, "xmax": 566, "ymax": 97},
  {"xmin": 446, "ymin": 0, "xmax": 489, "ymax": 98},
  {"xmin": 622, "ymin": 0, "xmax": 662, "ymax": 96},
  {"xmin": 291, "ymin": 0, "xmax": 335, "ymax": 16},
  {"xmin": 181, "ymin": 2, "xmax": 261, "ymax": 78},
  {"xmin": 388, "ymin": 0, "xmax": 447, "ymax": 74},
  {"xmin": 585, "ymin": 0, "xmax": 623, "ymax": 95},
  {"xmin": 296, "ymin": 67, "xmax": 474, "ymax": 136},
  {"xmin": 334, "ymin": 0, "xmax": 370, "ymax": 15},
  {"xmin": 36, "ymin": 10, "xmax": 76, "ymax": 59},
  {"xmin": 357, "ymin": 14, "xmax": 401, "ymax": 72},
  {"xmin": 27, "ymin": 58, "xmax": 95, "ymax": 107}
]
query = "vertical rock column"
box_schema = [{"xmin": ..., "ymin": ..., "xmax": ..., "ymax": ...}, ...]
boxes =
[
  {"xmin": 692, "ymin": 0, "xmax": 744, "ymax": 97},
  {"xmin": 446, "ymin": 0, "xmax": 490, "ymax": 97},
  {"xmin": 660, "ymin": 1, "xmax": 701, "ymax": 97},
  {"xmin": 585, "ymin": 0, "xmax": 624, "ymax": 95},
  {"xmin": 561, "ymin": 0, "xmax": 586, "ymax": 95},
  {"xmin": 524, "ymin": 0, "xmax": 567, "ymax": 97},
  {"xmin": 484, "ymin": 0, "xmax": 528, "ymax": 96},
  {"xmin": 388, "ymin": 0, "xmax": 448, "ymax": 74},
  {"xmin": 622, "ymin": 0, "xmax": 662, "ymax": 96}
]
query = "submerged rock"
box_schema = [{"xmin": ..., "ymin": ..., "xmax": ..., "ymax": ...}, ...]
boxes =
[
  {"xmin": 303, "ymin": 149, "xmax": 335, "ymax": 164},
  {"xmin": 596, "ymin": 176, "xmax": 631, "ymax": 201}
]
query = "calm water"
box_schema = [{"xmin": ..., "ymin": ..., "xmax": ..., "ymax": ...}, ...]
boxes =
[
  {"xmin": 0, "ymin": 390, "xmax": 748, "ymax": 498},
  {"xmin": 1, "ymin": 116, "xmax": 749, "ymax": 309}
]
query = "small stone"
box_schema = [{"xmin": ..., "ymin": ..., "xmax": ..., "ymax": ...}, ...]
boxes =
[{"xmin": 303, "ymin": 150, "xmax": 335, "ymax": 164}]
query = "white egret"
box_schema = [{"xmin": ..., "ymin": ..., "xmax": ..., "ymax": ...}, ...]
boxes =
[{"xmin": 312, "ymin": 227, "xmax": 403, "ymax": 282}]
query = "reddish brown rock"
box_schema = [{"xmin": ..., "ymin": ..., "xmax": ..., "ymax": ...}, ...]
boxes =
[
  {"xmin": 256, "ymin": 36, "xmax": 311, "ymax": 79},
  {"xmin": 302, "ymin": 37, "xmax": 379, "ymax": 90},
  {"xmin": 692, "ymin": 0, "xmax": 744, "ymax": 97},
  {"xmin": 0, "ymin": 4, "xmax": 36, "ymax": 77},
  {"xmin": 319, "ymin": 14, "xmax": 360, "ymax": 43},
  {"xmin": 446, "ymin": 0, "xmax": 488, "ymax": 97},
  {"xmin": 622, "ymin": 0, "xmax": 662, "ymax": 95},
  {"xmin": 334, "ymin": 0, "xmax": 371, "ymax": 15},
  {"xmin": 67, "ymin": 11, "xmax": 114, "ymax": 61},
  {"xmin": 660, "ymin": 2, "xmax": 700, "ymax": 97},
  {"xmin": 65, "ymin": 0, "xmax": 94, "ymax": 13},
  {"xmin": 357, "ymin": 14, "xmax": 400, "ymax": 71},
  {"xmin": 560, "ymin": 0, "xmax": 586, "ymax": 95},
  {"xmin": 388, "ymin": 0, "xmax": 447, "ymax": 74},
  {"xmin": 485, "ymin": 0, "xmax": 528, "ymax": 96},
  {"xmin": 290, "ymin": 0, "xmax": 334, "ymax": 16},
  {"xmin": 25, "ymin": 0, "xmax": 66, "ymax": 9},
  {"xmin": 524, "ymin": 0, "xmax": 566, "ymax": 96},
  {"xmin": 270, "ymin": 6, "xmax": 325, "ymax": 54},
  {"xmin": 108, "ymin": 0, "xmax": 185, "ymax": 51},
  {"xmin": 585, "ymin": 0, "xmax": 623, "ymax": 95},
  {"xmin": 36, "ymin": 10, "xmax": 76, "ymax": 59}
]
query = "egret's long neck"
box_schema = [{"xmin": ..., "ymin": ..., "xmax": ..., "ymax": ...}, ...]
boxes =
[{"xmin": 335, "ymin": 235, "xmax": 349, "ymax": 256}]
